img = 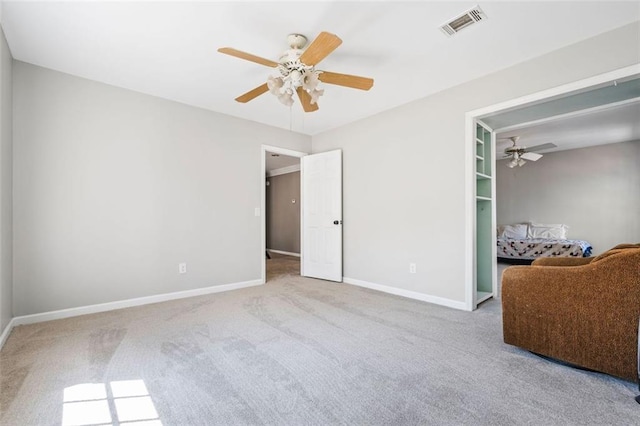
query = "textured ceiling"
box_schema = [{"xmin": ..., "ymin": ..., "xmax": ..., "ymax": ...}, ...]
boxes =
[{"xmin": 2, "ymin": 1, "xmax": 638, "ymax": 135}]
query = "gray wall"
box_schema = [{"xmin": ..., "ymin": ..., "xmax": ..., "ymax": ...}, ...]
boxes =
[
  {"xmin": 13, "ymin": 62, "xmax": 311, "ymax": 316},
  {"xmin": 496, "ymin": 141, "xmax": 640, "ymax": 255},
  {"xmin": 311, "ymin": 22, "xmax": 640, "ymax": 303},
  {"xmin": 0, "ymin": 27, "xmax": 12, "ymax": 331},
  {"xmin": 266, "ymin": 171, "xmax": 300, "ymax": 254},
  {"xmin": 8, "ymin": 22, "xmax": 640, "ymax": 316}
]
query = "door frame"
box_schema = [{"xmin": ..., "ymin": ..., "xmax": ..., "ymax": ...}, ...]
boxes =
[
  {"xmin": 261, "ymin": 145, "xmax": 308, "ymax": 284},
  {"xmin": 463, "ymin": 63, "xmax": 640, "ymax": 311}
]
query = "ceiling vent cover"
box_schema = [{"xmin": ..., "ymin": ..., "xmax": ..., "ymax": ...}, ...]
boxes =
[{"xmin": 440, "ymin": 5, "xmax": 487, "ymax": 36}]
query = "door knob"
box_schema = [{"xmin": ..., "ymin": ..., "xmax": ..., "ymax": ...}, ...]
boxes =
[{"xmin": 333, "ymin": 220, "xmax": 342, "ymax": 225}]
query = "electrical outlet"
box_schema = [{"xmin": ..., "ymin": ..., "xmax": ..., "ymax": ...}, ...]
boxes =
[
  {"xmin": 409, "ymin": 263, "xmax": 416, "ymax": 274},
  {"xmin": 178, "ymin": 263, "xmax": 187, "ymax": 274}
]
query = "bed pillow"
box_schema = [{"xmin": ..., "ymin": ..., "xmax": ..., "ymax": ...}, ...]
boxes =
[
  {"xmin": 528, "ymin": 223, "xmax": 568, "ymax": 239},
  {"xmin": 498, "ymin": 223, "xmax": 528, "ymax": 239}
]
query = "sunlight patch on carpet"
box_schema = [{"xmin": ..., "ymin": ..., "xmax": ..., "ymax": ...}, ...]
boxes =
[{"xmin": 62, "ymin": 380, "xmax": 161, "ymax": 426}]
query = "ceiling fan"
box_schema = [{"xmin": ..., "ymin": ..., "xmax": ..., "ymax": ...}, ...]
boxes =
[
  {"xmin": 502, "ymin": 136, "xmax": 557, "ymax": 168},
  {"xmin": 218, "ymin": 32, "xmax": 374, "ymax": 112}
]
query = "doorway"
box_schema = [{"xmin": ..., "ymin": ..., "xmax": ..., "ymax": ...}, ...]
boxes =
[
  {"xmin": 465, "ymin": 64, "xmax": 640, "ymax": 311},
  {"xmin": 260, "ymin": 146, "xmax": 344, "ymax": 284},
  {"xmin": 261, "ymin": 145, "xmax": 307, "ymax": 283},
  {"xmin": 265, "ymin": 151, "xmax": 302, "ymax": 282}
]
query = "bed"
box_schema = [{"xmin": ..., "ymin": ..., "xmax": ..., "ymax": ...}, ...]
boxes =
[{"xmin": 496, "ymin": 223, "xmax": 592, "ymax": 264}]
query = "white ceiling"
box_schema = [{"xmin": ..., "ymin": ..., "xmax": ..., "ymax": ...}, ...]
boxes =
[
  {"xmin": 489, "ymin": 74, "xmax": 640, "ymax": 156},
  {"xmin": 484, "ymin": 76, "xmax": 640, "ymax": 130},
  {"xmin": 494, "ymin": 100, "xmax": 640, "ymax": 158},
  {"xmin": 265, "ymin": 152, "xmax": 300, "ymax": 173},
  {"xmin": 1, "ymin": 1, "xmax": 639, "ymax": 136}
]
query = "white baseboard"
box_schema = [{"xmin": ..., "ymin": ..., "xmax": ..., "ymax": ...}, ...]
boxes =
[
  {"xmin": 267, "ymin": 249, "xmax": 301, "ymax": 258},
  {"xmin": 2, "ymin": 276, "xmax": 467, "ymax": 350},
  {"xmin": 343, "ymin": 277, "xmax": 467, "ymax": 311},
  {"xmin": 10, "ymin": 279, "xmax": 263, "ymax": 328},
  {"xmin": 0, "ymin": 317, "xmax": 17, "ymax": 351}
]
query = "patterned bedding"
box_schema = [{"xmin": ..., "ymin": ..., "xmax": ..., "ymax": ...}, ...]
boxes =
[{"xmin": 497, "ymin": 237, "xmax": 592, "ymax": 260}]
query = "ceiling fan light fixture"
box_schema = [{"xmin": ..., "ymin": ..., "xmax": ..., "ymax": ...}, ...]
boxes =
[
  {"xmin": 267, "ymin": 75, "xmax": 284, "ymax": 95},
  {"xmin": 309, "ymin": 88, "xmax": 324, "ymax": 105},
  {"xmin": 267, "ymin": 60, "xmax": 325, "ymax": 106},
  {"xmin": 502, "ymin": 135, "xmax": 552, "ymax": 167},
  {"xmin": 277, "ymin": 91, "xmax": 294, "ymax": 107},
  {"xmin": 289, "ymin": 69, "xmax": 303, "ymax": 85},
  {"xmin": 302, "ymin": 70, "xmax": 321, "ymax": 91}
]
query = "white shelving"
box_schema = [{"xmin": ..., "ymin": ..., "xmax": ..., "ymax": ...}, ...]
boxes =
[
  {"xmin": 477, "ymin": 291, "xmax": 492, "ymax": 304},
  {"xmin": 475, "ymin": 122, "xmax": 494, "ymax": 308}
]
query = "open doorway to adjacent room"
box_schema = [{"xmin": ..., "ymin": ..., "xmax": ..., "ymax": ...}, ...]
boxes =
[
  {"xmin": 465, "ymin": 64, "xmax": 640, "ymax": 311},
  {"xmin": 262, "ymin": 146, "xmax": 306, "ymax": 283}
]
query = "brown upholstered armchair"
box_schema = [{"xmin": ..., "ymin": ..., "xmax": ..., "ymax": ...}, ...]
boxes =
[{"xmin": 501, "ymin": 244, "xmax": 640, "ymax": 383}]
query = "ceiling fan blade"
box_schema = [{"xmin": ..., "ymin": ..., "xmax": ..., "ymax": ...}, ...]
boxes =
[
  {"xmin": 299, "ymin": 31, "xmax": 342, "ymax": 66},
  {"xmin": 296, "ymin": 87, "xmax": 319, "ymax": 112},
  {"xmin": 521, "ymin": 152, "xmax": 543, "ymax": 161},
  {"xmin": 218, "ymin": 47, "xmax": 278, "ymax": 68},
  {"xmin": 235, "ymin": 83, "xmax": 269, "ymax": 103},
  {"xmin": 525, "ymin": 142, "xmax": 557, "ymax": 152},
  {"xmin": 318, "ymin": 71, "xmax": 374, "ymax": 91}
]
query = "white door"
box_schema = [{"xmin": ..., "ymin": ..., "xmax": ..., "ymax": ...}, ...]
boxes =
[{"xmin": 301, "ymin": 150, "xmax": 342, "ymax": 282}]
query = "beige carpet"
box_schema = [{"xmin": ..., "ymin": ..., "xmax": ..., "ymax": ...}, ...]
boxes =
[
  {"xmin": 266, "ymin": 252, "xmax": 300, "ymax": 282},
  {"xmin": 1, "ymin": 255, "xmax": 637, "ymax": 425}
]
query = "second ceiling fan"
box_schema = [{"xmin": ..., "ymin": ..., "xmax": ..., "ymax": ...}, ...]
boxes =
[
  {"xmin": 218, "ymin": 31, "xmax": 374, "ymax": 112},
  {"xmin": 503, "ymin": 136, "xmax": 557, "ymax": 168}
]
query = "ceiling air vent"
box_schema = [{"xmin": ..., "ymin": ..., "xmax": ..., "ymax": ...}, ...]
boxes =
[{"xmin": 440, "ymin": 5, "xmax": 487, "ymax": 37}]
